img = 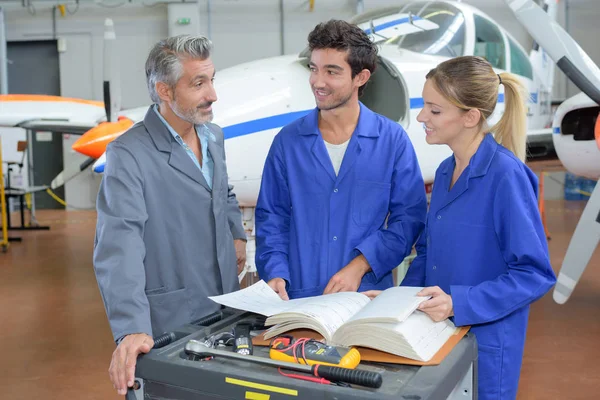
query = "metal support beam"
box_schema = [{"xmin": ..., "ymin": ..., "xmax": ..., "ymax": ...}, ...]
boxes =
[
  {"xmin": 356, "ymin": 0, "xmax": 364, "ymax": 15},
  {"xmin": 206, "ymin": 0, "xmax": 212, "ymax": 40},
  {"xmin": 0, "ymin": 7, "xmax": 8, "ymax": 95},
  {"xmin": 279, "ymin": 0, "xmax": 284, "ymax": 55}
]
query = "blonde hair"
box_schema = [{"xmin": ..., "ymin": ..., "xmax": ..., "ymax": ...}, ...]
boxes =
[{"xmin": 425, "ymin": 56, "xmax": 528, "ymax": 161}]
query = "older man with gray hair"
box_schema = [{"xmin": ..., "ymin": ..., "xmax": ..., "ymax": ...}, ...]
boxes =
[{"xmin": 93, "ymin": 35, "xmax": 246, "ymax": 395}]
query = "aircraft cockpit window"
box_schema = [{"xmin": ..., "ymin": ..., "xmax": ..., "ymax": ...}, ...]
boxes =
[
  {"xmin": 508, "ymin": 37, "xmax": 534, "ymax": 80},
  {"xmin": 473, "ymin": 15, "xmax": 506, "ymax": 70},
  {"xmin": 392, "ymin": 3, "xmax": 466, "ymax": 57}
]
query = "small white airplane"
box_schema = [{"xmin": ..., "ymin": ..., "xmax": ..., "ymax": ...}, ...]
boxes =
[
  {"xmin": 0, "ymin": 0, "xmax": 566, "ymax": 278},
  {"xmin": 1, "ymin": 1, "xmax": 559, "ymax": 185},
  {"xmin": 0, "ymin": 18, "xmax": 122, "ymax": 186},
  {"xmin": 505, "ymin": 0, "xmax": 600, "ymax": 304}
]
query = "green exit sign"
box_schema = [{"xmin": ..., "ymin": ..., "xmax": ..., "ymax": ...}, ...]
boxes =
[{"xmin": 177, "ymin": 18, "xmax": 191, "ymax": 25}]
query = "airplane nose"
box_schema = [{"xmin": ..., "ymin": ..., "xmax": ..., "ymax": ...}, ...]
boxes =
[{"xmin": 73, "ymin": 117, "xmax": 133, "ymax": 158}]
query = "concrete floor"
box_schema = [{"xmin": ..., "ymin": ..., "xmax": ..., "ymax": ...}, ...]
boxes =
[{"xmin": 0, "ymin": 197, "xmax": 598, "ymax": 399}]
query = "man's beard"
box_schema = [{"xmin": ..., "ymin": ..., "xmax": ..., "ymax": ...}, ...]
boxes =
[
  {"xmin": 314, "ymin": 88, "xmax": 353, "ymax": 111},
  {"xmin": 171, "ymin": 100, "xmax": 214, "ymax": 125}
]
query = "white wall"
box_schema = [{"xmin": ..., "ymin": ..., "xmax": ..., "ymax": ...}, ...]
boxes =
[{"xmin": 2, "ymin": 0, "xmax": 598, "ymax": 207}]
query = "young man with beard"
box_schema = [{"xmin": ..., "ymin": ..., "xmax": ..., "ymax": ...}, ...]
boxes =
[
  {"xmin": 255, "ymin": 20, "xmax": 427, "ymax": 300},
  {"xmin": 93, "ymin": 35, "xmax": 246, "ymax": 395}
]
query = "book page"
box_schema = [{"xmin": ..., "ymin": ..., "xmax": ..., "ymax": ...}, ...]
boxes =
[
  {"xmin": 208, "ymin": 280, "xmax": 296, "ymax": 316},
  {"xmin": 266, "ymin": 292, "xmax": 370, "ymax": 341},
  {"xmin": 342, "ymin": 286, "xmax": 430, "ymax": 325},
  {"xmin": 332, "ymin": 313, "xmax": 456, "ymax": 361}
]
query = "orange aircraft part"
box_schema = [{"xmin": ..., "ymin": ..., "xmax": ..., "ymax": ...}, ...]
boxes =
[
  {"xmin": 595, "ymin": 111, "xmax": 600, "ymax": 150},
  {"xmin": 0, "ymin": 94, "xmax": 104, "ymax": 108},
  {"xmin": 72, "ymin": 117, "xmax": 134, "ymax": 158}
]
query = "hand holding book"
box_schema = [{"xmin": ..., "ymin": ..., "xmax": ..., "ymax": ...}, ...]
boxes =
[
  {"xmin": 363, "ymin": 286, "xmax": 454, "ymax": 322},
  {"xmin": 416, "ymin": 286, "xmax": 454, "ymax": 322},
  {"xmin": 208, "ymin": 281, "xmax": 459, "ymax": 362},
  {"xmin": 267, "ymin": 278, "xmax": 289, "ymax": 300}
]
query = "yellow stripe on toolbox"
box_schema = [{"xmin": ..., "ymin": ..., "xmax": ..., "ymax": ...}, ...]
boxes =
[
  {"xmin": 225, "ymin": 377, "xmax": 298, "ymax": 396},
  {"xmin": 245, "ymin": 391, "xmax": 271, "ymax": 400}
]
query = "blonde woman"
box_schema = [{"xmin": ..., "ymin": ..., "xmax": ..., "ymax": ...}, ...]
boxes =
[{"xmin": 365, "ymin": 56, "xmax": 556, "ymax": 400}]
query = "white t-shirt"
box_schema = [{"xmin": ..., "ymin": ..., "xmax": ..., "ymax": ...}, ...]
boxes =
[{"xmin": 324, "ymin": 138, "xmax": 350, "ymax": 176}]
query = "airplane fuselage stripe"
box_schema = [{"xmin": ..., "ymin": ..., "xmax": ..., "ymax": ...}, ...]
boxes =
[
  {"xmin": 222, "ymin": 110, "xmax": 311, "ymax": 139},
  {"xmin": 92, "ymin": 92, "xmax": 528, "ymax": 172},
  {"xmin": 222, "ymin": 95, "xmax": 508, "ymax": 140}
]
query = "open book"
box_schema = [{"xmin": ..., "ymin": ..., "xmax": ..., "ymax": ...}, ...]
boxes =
[{"xmin": 208, "ymin": 280, "xmax": 457, "ymax": 362}]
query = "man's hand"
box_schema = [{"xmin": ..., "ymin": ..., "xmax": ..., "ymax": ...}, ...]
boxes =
[
  {"xmin": 234, "ymin": 239, "xmax": 247, "ymax": 274},
  {"xmin": 323, "ymin": 254, "xmax": 371, "ymax": 295},
  {"xmin": 417, "ymin": 286, "xmax": 454, "ymax": 322},
  {"xmin": 267, "ymin": 277, "xmax": 289, "ymax": 300},
  {"xmin": 109, "ymin": 333, "xmax": 154, "ymax": 395}
]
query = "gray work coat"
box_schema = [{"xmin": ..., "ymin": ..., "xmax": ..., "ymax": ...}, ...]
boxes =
[{"xmin": 93, "ymin": 107, "xmax": 245, "ymax": 341}]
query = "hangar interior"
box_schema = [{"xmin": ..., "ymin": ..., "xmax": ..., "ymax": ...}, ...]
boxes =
[{"xmin": 0, "ymin": 0, "xmax": 599, "ymax": 399}]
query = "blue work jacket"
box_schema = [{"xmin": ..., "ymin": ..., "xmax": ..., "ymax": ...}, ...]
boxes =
[
  {"xmin": 256, "ymin": 103, "xmax": 427, "ymax": 299},
  {"xmin": 402, "ymin": 133, "xmax": 556, "ymax": 400}
]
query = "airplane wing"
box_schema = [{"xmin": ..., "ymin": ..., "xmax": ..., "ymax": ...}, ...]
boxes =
[
  {"xmin": 553, "ymin": 180, "xmax": 600, "ymax": 304},
  {"xmin": 505, "ymin": 0, "xmax": 600, "ymax": 105},
  {"xmin": 504, "ymin": 0, "xmax": 600, "ymax": 304},
  {"xmin": 298, "ymin": 11, "xmax": 440, "ymax": 58},
  {"xmin": 0, "ymin": 95, "xmax": 105, "ymax": 134},
  {"xmin": 0, "ymin": 94, "xmax": 107, "ymax": 191},
  {"xmin": 355, "ymin": 12, "xmax": 440, "ymax": 40}
]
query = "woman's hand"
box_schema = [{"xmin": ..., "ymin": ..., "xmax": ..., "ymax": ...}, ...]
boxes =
[{"xmin": 417, "ymin": 286, "xmax": 454, "ymax": 322}]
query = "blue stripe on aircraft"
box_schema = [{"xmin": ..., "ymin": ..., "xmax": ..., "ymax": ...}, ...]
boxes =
[
  {"xmin": 222, "ymin": 110, "xmax": 311, "ymax": 140},
  {"xmin": 223, "ymin": 96, "xmax": 508, "ymax": 140},
  {"xmin": 530, "ymin": 92, "xmax": 538, "ymax": 104},
  {"xmin": 553, "ymin": 127, "xmax": 561, "ymax": 134},
  {"xmin": 410, "ymin": 97, "xmax": 424, "ymax": 109},
  {"xmin": 363, "ymin": 16, "xmax": 423, "ymax": 36},
  {"xmin": 412, "ymin": 95, "xmax": 506, "ymax": 110}
]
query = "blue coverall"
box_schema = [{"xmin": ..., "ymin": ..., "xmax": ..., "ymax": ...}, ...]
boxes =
[
  {"xmin": 402, "ymin": 133, "xmax": 557, "ymax": 399},
  {"xmin": 256, "ymin": 103, "xmax": 427, "ymax": 299}
]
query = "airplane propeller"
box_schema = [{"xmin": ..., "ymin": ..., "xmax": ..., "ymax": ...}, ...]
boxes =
[
  {"xmin": 506, "ymin": 0, "xmax": 600, "ymax": 105},
  {"xmin": 50, "ymin": 18, "xmax": 120, "ymax": 191},
  {"xmin": 505, "ymin": 0, "xmax": 600, "ymax": 304}
]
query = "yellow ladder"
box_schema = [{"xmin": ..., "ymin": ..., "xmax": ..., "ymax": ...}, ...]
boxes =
[{"xmin": 0, "ymin": 136, "xmax": 9, "ymax": 252}]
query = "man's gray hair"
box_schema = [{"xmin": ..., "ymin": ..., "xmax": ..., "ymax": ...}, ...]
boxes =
[{"xmin": 145, "ymin": 35, "xmax": 213, "ymax": 104}]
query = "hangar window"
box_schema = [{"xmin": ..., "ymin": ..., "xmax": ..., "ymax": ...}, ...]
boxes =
[
  {"xmin": 473, "ymin": 15, "xmax": 506, "ymax": 70},
  {"xmin": 509, "ymin": 37, "xmax": 533, "ymax": 80}
]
